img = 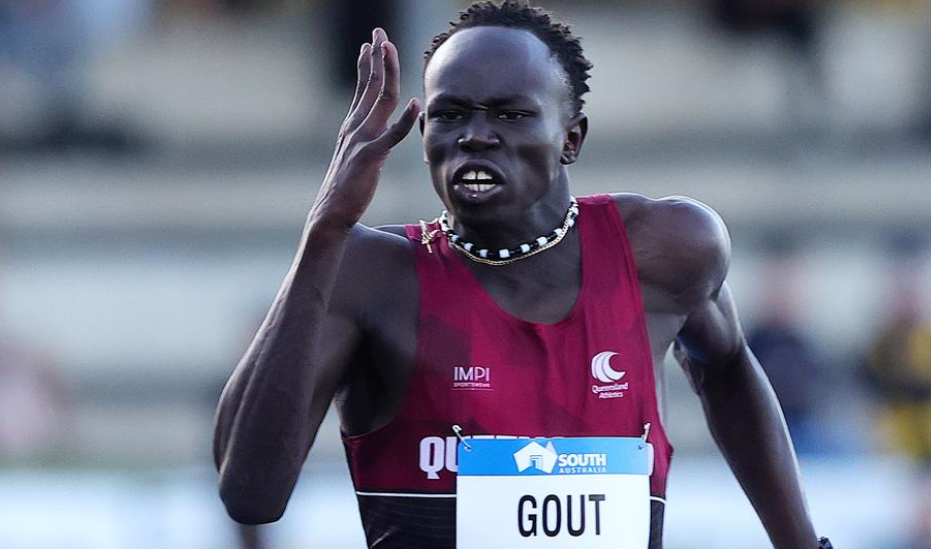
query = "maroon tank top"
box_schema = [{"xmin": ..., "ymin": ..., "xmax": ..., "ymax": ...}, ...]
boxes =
[{"xmin": 342, "ymin": 194, "xmax": 673, "ymax": 548}]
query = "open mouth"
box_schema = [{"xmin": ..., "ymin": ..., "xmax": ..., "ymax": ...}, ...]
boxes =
[
  {"xmin": 458, "ymin": 169, "xmax": 496, "ymax": 192},
  {"xmin": 451, "ymin": 164, "xmax": 505, "ymax": 198}
]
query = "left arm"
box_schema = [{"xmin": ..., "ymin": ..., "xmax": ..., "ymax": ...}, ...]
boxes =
[
  {"xmin": 677, "ymin": 283, "xmax": 820, "ymax": 549},
  {"xmin": 619, "ymin": 194, "xmax": 824, "ymax": 548}
]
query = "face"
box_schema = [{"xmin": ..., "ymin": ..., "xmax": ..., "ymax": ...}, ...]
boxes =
[{"xmin": 422, "ymin": 26, "xmax": 586, "ymax": 230}]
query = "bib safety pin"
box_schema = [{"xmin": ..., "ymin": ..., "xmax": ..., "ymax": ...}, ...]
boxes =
[
  {"xmin": 452, "ymin": 424, "xmax": 472, "ymax": 452},
  {"xmin": 639, "ymin": 422, "xmax": 652, "ymax": 449},
  {"xmin": 419, "ymin": 219, "xmax": 441, "ymax": 254}
]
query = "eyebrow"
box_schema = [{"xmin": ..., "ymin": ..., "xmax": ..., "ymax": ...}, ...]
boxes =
[{"xmin": 428, "ymin": 93, "xmax": 537, "ymax": 109}]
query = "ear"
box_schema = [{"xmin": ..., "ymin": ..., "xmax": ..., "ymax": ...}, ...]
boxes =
[
  {"xmin": 419, "ymin": 111, "xmax": 428, "ymax": 164},
  {"xmin": 560, "ymin": 112, "xmax": 588, "ymax": 165}
]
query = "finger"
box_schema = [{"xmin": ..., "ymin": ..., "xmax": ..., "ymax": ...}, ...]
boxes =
[
  {"xmin": 347, "ymin": 28, "xmax": 388, "ymax": 133},
  {"xmin": 360, "ymin": 40, "xmax": 401, "ymax": 133},
  {"xmin": 346, "ymin": 43, "xmax": 372, "ymax": 117},
  {"xmin": 368, "ymin": 98, "xmax": 420, "ymax": 154},
  {"xmin": 362, "ymin": 29, "xmax": 388, "ymax": 112},
  {"xmin": 372, "ymin": 27, "xmax": 387, "ymax": 55}
]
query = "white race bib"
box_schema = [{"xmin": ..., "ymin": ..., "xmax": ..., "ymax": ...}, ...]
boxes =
[{"xmin": 456, "ymin": 437, "xmax": 653, "ymax": 549}]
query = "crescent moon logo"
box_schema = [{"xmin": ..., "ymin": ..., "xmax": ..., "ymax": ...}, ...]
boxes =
[{"xmin": 591, "ymin": 351, "xmax": 625, "ymax": 384}]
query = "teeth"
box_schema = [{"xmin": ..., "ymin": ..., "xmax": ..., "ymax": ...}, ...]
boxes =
[
  {"xmin": 461, "ymin": 170, "xmax": 494, "ymax": 181},
  {"xmin": 463, "ymin": 183, "xmax": 495, "ymax": 192}
]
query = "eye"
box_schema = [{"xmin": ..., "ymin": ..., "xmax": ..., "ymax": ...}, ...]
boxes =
[
  {"xmin": 497, "ymin": 111, "xmax": 529, "ymax": 121},
  {"xmin": 431, "ymin": 110, "xmax": 465, "ymax": 122}
]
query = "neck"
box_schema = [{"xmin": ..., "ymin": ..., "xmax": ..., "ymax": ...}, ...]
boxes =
[{"xmin": 446, "ymin": 189, "xmax": 572, "ymax": 251}]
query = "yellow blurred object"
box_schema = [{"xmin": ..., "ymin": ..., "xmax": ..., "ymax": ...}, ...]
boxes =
[
  {"xmin": 869, "ymin": 321, "xmax": 931, "ymax": 462},
  {"xmin": 908, "ymin": 331, "xmax": 931, "ymax": 380},
  {"xmin": 880, "ymin": 404, "xmax": 931, "ymax": 461}
]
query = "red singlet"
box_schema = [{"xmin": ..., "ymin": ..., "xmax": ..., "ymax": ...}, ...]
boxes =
[{"xmin": 342, "ymin": 194, "xmax": 673, "ymax": 548}]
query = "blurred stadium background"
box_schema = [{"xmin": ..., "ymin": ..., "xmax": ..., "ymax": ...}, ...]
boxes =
[{"xmin": 1, "ymin": 0, "xmax": 930, "ymax": 547}]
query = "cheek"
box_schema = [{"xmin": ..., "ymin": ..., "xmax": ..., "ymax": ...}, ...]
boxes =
[
  {"xmin": 529, "ymin": 116, "xmax": 567, "ymax": 152},
  {"xmin": 423, "ymin": 133, "xmax": 448, "ymax": 194},
  {"xmin": 422, "ymin": 130, "xmax": 447, "ymax": 162},
  {"xmin": 516, "ymin": 129, "xmax": 565, "ymax": 170}
]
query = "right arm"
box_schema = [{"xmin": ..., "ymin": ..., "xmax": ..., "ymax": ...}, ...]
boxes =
[{"xmin": 212, "ymin": 29, "xmax": 420, "ymax": 524}]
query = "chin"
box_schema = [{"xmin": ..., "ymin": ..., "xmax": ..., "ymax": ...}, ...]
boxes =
[{"xmin": 449, "ymin": 201, "xmax": 510, "ymax": 229}]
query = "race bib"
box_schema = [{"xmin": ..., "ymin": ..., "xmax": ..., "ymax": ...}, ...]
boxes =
[{"xmin": 456, "ymin": 437, "xmax": 652, "ymax": 549}]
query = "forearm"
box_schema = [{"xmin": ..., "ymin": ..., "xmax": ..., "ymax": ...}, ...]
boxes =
[
  {"xmin": 214, "ymin": 26, "xmax": 417, "ymax": 523},
  {"xmin": 214, "ymin": 218, "xmax": 353, "ymax": 523},
  {"xmin": 699, "ymin": 348, "xmax": 818, "ymax": 549}
]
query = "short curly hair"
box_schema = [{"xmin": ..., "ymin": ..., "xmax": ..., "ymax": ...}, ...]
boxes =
[{"xmin": 424, "ymin": 0, "xmax": 593, "ymax": 114}]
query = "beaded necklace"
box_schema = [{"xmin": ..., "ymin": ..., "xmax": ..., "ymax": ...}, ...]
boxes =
[{"xmin": 420, "ymin": 197, "xmax": 579, "ymax": 266}]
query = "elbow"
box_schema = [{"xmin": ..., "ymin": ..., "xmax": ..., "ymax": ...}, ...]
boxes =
[
  {"xmin": 218, "ymin": 469, "xmax": 289, "ymax": 525},
  {"xmin": 220, "ymin": 483, "xmax": 287, "ymax": 525}
]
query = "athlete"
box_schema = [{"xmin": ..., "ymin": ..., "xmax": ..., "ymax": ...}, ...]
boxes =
[{"xmin": 214, "ymin": 2, "xmax": 832, "ymax": 547}]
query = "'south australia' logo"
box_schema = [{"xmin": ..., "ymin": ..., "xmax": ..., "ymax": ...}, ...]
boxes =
[
  {"xmin": 513, "ymin": 441, "xmax": 608, "ymax": 474},
  {"xmin": 513, "ymin": 441, "xmax": 558, "ymax": 473},
  {"xmin": 591, "ymin": 351, "xmax": 629, "ymax": 399}
]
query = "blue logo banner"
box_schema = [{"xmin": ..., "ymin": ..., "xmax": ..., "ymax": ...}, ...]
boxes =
[{"xmin": 458, "ymin": 437, "xmax": 651, "ymax": 477}]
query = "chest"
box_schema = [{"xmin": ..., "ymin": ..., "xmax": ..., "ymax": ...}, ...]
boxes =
[
  {"xmin": 363, "ymin": 266, "xmax": 678, "ymax": 396},
  {"xmin": 345, "ymin": 237, "xmax": 686, "ymax": 435},
  {"xmin": 460, "ymin": 234, "xmax": 583, "ymax": 325}
]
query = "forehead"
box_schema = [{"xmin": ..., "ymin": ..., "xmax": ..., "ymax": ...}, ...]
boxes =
[{"xmin": 424, "ymin": 26, "xmax": 568, "ymax": 106}]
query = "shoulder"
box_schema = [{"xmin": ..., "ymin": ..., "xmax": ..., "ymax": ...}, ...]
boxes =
[
  {"xmin": 340, "ymin": 223, "xmax": 417, "ymax": 283},
  {"xmin": 331, "ymin": 223, "xmax": 416, "ymax": 317},
  {"xmin": 344, "ymin": 223, "xmax": 414, "ymax": 260},
  {"xmin": 609, "ymin": 193, "xmax": 731, "ymax": 309}
]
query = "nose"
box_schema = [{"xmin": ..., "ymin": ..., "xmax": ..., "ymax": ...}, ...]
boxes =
[{"xmin": 457, "ymin": 114, "xmax": 500, "ymax": 152}]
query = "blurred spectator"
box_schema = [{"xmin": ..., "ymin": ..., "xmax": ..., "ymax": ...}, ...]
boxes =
[
  {"xmin": 0, "ymin": 0, "xmax": 145, "ymax": 152},
  {"xmin": 0, "ymin": 0, "xmax": 86, "ymax": 149},
  {"xmin": 319, "ymin": 0, "xmax": 402, "ymax": 92},
  {"xmin": 747, "ymin": 236, "xmax": 827, "ymax": 454},
  {"xmin": 707, "ymin": 0, "xmax": 828, "ymax": 132},
  {"xmin": 0, "ymin": 236, "xmax": 70, "ymax": 460},
  {"xmin": 922, "ymin": 8, "xmax": 931, "ymax": 142},
  {"xmin": 865, "ymin": 237, "xmax": 931, "ymax": 548},
  {"xmin": 0, "ymin": 334, "xmax": 69, "ymax": 458}
]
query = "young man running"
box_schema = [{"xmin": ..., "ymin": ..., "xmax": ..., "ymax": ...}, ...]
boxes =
[{"xmin": 214, "ymin": 2, "xmax": 832, "ymax": 547}]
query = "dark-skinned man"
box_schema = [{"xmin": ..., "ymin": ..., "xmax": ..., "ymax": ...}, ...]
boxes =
[{"xmin": 214, "ymin": 2, "xmax": 832, "ymax": 548}]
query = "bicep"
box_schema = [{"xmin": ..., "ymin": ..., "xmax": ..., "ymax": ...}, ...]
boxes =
[
  {"xmin": 676, "ymin": 282, "xmax": 747, "ymax": 381},
  {"xmin": 216, "ymin": 288, "xmax": 363, "ymax": 420},
  {"xmin": 304, "ymin": 308, "xmax": 363, "ymax": 421}
]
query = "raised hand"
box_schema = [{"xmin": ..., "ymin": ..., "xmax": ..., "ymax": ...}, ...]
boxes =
[
  {"xmin": 312, "ymin": 28, "xmax": 420, "ymax": 231},
  {"xmin": 215, "ymin": 28, "xmax": 420, "ymax": 526}
]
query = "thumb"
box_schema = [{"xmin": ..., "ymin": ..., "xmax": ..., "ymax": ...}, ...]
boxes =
[{"xmin": 370, "ymin": 98, "xmax": 420, "ymax": 153}]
